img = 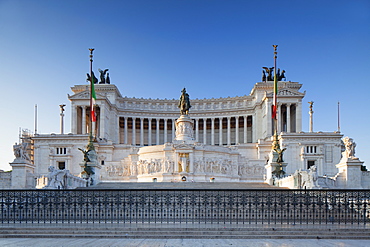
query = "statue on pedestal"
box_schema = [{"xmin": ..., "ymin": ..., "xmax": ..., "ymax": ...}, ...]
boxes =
[
  {"xmin": 13, "ymin": 142, "xmax": 31, "ymax": 162},
  {"xmin": 178, "ymin": 88, "xmax": 191, "ymax": 115},
  {"xmin": 78, "ymin": 147, "xmax": 95, "ymax": 176},
  {"xmin": 271, "ymin": 133, "xmax": 286, "ymax": 178},
  {"xmin": 46, "ymin": 166, "xmax": 66, "ymax": 189},
  {"xmin": 343, "ymin": 136, "xmax": 356, "ymax": 158}
]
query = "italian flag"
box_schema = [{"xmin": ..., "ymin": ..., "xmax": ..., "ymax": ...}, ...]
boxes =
[
  {"xmin": 272, "ymin": 73, "xmax": 277, "ymax": 119},
  {"xmin": 90, "ymin": 76, "xmax": 96, "ymax": 122}
]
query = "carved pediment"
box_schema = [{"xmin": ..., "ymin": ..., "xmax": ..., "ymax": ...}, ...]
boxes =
[
  {"xmin": 68, "ymin": 90, "xmax": 106, "ymax": 100},
  {"xmin": 266, "ymin": 88, "xmax": 305, "ymax": 97}
]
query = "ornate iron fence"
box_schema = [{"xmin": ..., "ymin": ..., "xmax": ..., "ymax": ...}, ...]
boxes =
[{"xmin": 0, "ymin": 189, "xmax": 369, "ymax": 225}]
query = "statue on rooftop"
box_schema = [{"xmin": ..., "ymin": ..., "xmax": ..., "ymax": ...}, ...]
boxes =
[
  {"xmin": 278, "ymin": 70, "xmax": 286, "ymax": 81},
  {"xmin": 262, "ymin": 70, "xmax": 266, "ymax": 82},
  {"xmin": 343, "ymin": 137, "xmax": 356, "ymax": 158},
  {"xmin": 106, "ymin": 73, "xmax": 110, "ymax": 84},
  {"xmin": 262, "ymin": 67, "xmax": 274, "ymax": 81},
  {"xmin": 178, "ymin": 88, "xmax": 191, "ymax": 115},
  {"xmin": 86, "ymin": 71, "xmax": 98, "ymax": 84},
  {"xmin": 98, "ymin": 69, "xmax": 109, "ymax": 84}
]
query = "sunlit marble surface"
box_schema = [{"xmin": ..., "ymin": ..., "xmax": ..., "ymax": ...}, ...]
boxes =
[{"xmin": 0, "ymin": 238, "xmax": 369, "ymax": 247}]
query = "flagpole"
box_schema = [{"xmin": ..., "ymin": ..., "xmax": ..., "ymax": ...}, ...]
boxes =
[
  {"xmin": 34, "ymin": 104, "xmax": 37, "ymax": 135},
  {"xmin": 337, "ymin": 101, "xmax": 340, "ymax": 132},
  {"xmin": 89, "ymin": 48, "xmax": 94, "ymax": 143},
  {"xmin": 273, "ymin": 45, "xmax": 278, "ymax": 135}
]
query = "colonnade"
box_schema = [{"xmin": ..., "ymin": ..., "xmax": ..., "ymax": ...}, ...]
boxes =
[
  {"xmin": 272, "ymin": 103, "xmax": 298, "ymax": 135},
  {"xmin": 73, "ymin": 106, "xmax": 100, "ymax": 135},
  {"xmin": 118, "ymin": 116, "xmax": 253, "ymax": 146}
]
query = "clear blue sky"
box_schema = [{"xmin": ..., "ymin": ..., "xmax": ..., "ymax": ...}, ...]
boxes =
[{"xmin": 0, "ymin": 0, "xmax": 369, "ymax": 171}]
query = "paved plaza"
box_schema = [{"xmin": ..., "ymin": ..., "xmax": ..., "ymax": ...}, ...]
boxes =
[{"xmin": 1, "ymin": 238, "xmax": 370, "ymax": 247}]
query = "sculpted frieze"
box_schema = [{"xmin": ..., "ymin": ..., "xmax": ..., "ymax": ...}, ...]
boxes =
[
  {"xmin": 193, "ymin": 157, "xmax": 238, "ymax": 175},
  {"xmin": 105, "ymin": 163, "xmax": 130, "ymax": 177},
  {"xmin": 238, "ymin": 163, "xmax": 265, "ymax": 176}
]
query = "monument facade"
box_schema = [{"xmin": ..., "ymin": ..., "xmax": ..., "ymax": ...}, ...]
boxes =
[{"xmin": 8, "ymin": 72, "xmax": 369, "ymax": 189}]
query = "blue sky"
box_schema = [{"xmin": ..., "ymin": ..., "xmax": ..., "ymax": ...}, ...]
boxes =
[{"xmin": 0, "ymin": 0, "xmax": 369, "ymax": 171}]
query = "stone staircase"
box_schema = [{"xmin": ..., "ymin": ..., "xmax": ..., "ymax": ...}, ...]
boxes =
[
  {"xmin": 90, "ymin": 182, "xmax": 287, "ymax": 189},
  {"xmin": 1, "ymin": 225, "xmax": 370, "ymax": 239}
]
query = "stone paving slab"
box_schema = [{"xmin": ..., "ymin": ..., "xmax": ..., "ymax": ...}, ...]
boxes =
[
  {"xmin": 1, "ymin": 222, "xmax": 370, "ymax": 229},
  {"xmin": 1, "ymin": 238, "xmax": 370, "ymax": 247}
]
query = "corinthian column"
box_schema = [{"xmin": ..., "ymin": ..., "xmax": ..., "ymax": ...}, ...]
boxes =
[
  {"xmin": 140, "ymin": 118, "xmax": 144, "ymax": 146},
  {"xmin": 124, "ymin": 117, "xmax": 128, "ymax": 144},
  {"xmin": 156, "ymin": 118, "xmax": 160, "ymax": 145},
  {"xmin": 195, "ymin": 119, "xmax": 199, "ymax": 142},
  {"xmin": 287, "ymin": 103, "xmax": 291, "ymax": 133},
  {"xmin": 243, "ymin": 116, "xmax": 247, "ymax": 144},
  {"xmin": 203, "ymin": 118, "xmax": 207, "ymax": 144},
  {"xmin": 227, "ymin": 117, "xmax": 231, "ymax": 145},
  {"xmin": 164, "ymin": 119, "xmax": 168, "ymax": 143},
  {"xmin": 211, "ymin": 118, "xmax": 215, "ymax": 145},
  {"xmin": 148, "ymin": 118, "xmax": 152, "ymax": 145},
  {"xmin": 132, "ymin": 117, "xmax": 136, "ymax": 145},
  {"xmin": 235, "ymin": 116, "xmax": 239, "ymax": 144},
  {"xmin": 82, "ymin": 106, "xmax": 87, "ymax": 134}
]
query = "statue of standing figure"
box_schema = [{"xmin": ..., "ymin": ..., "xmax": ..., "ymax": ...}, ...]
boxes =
[{"xmin": 178, "ymin": 88, "xmax": 191, "ymax": 115}]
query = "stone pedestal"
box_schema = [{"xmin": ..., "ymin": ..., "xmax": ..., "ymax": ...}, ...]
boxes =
[
  {"xmin": 79, "ymin": 150, "xmax": 101, "ymax": 186},
  {"xmin": 10, "ymin": 159, "xmax": 35, "ymax": 189},
  {"xmin": 336, "ymin": 157, "xmax": 364, "ymax": 189},
  {"xmin": 265, "ymin": 162, "xmax": 287, "ymax": 185},
  {"xmin": 174, "ymin": 115, "xmax": 194, "ymax": 142}
]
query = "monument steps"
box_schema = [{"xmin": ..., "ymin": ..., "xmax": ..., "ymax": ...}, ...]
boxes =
[
  {"xmin": 1, "ymin": 226, "xmax": 370, "ymax": 239},
  {"xmin": 89, "ymin": 182, "xmax": 287, "ymax": 190}
]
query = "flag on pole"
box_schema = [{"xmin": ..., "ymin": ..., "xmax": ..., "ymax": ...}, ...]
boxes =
[
  {"xmin": 272, "ymin": 71, "xmax": 277, "ymax": 119},
  {"xmin": 90, "ymin": 76, "xmax": 96, "ymax": 122}
]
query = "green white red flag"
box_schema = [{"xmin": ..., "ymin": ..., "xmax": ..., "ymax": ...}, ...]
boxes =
[
  {"xmin": 272, "ymin": 72, "xmax": 277, "ymax": 119},
  {"xmin": 90, "ymin": 76, "xmax": 96, "ymax": 122}
]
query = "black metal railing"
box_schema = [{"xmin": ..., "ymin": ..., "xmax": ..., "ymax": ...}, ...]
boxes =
[{"xmin": 0, "ymin": 189, "xmax": 369, "ymax": 225}]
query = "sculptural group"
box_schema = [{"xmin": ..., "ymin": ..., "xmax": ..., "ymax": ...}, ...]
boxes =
[
  {"xmin": 262, "ymin": 67, "xmax": 286, "ymax": 82},
  {"xmin": 86, "ymin": 68, "xmax": 110, "ymax": 84}
]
